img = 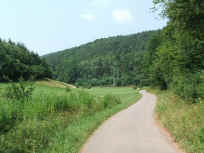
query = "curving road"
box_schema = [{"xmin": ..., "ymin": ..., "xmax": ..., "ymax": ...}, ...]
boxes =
[{"xmin": 80, "ymin": 90, "xmax": 180, "ymax": 153}]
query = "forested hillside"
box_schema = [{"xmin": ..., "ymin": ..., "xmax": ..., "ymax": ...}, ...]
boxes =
[
  {"xmin": 0, "ymin": 39, "xmax": 52, "ymax": 82},
  {"xmin": 44, "ymin": 31, "xmax": 158, "ymax": 86},
  {"xmin": 44, "ymin": 0, "xmax": 203, "ymax": 101}
]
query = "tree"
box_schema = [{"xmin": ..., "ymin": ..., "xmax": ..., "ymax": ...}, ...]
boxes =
[{"xmin": 0, "ymin": 39, "xmax": 52, "ymax": 82}]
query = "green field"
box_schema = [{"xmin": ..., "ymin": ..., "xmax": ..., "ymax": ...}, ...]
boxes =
[
  {"xmin": 0, "ymin": 82, "xmax": 140, "ymax": 153},
  {"xmin": 87, "ymin": 87, "xmax": 140, "ymax": 103}
]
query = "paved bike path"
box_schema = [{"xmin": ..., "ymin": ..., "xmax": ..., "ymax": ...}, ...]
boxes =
[{"xmin": 80, "ymin": 91, "xmax": 179, "ymax": 153}]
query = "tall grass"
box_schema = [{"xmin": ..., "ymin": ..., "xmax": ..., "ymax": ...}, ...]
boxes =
[
  {"xmin": 152, "ymin": 89, "xmax": 204, "ymax": 153},
  {"xmin": 0, "ymin": 84, "xmax": 140, "ymax": 153}
]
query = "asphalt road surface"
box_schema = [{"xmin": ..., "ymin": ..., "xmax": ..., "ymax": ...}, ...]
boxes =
[{"xmin": 80, "ymin": 90, "xmax": 180, "ymax": 153}]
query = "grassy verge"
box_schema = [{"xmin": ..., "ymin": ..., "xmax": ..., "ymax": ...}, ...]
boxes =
[
  {"xmin": 0, "ymin": 83, "xmax": 140, "ymax": 153},
  {"xmin": 150, "ymin": 88, "xmax": 204, "ymax": 153}
]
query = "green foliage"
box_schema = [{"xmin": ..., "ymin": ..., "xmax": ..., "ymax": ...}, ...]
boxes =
[
  {"xmin": 0, "ymin": 84, "xmax": 140, "ymax": 153},
  {"xmin": 0, "ymin": 102, "xmax": 20, "ymax": 134},
  {"xmin": 144, "ymin": 0, "xmax": 204, "ymax": 101},
  {"xmin": 3, "ymin": 80, "xmax": 35, "ymax": 102},
  {"xmin": 0, "ymin": 120, "xmax": 58, "ymax": 153},
  {"xmin": 154, "ymin": 89, "xmax": 204, "ymax": 153},
  {"xmin": 103, "ymin": 95, "xmax": 122, "ymax": 109},
  {"xmin": 196, "ymin": 126, "xmax": 204, "ymax": 144},
  {"xmin": 0, "ymin": 39, "xmax": 52, "ymax": 82},
  {"xmin": 43, "ymin": 31, "xmax": 158, "ymax": 86}
]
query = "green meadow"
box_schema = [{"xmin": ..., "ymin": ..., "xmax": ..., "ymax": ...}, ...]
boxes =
[{"xmin": 0, "ymin": 81, "xmax": 140, "ymax": 153}]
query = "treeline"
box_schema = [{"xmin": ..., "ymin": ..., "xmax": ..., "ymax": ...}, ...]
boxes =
[
  {"xmin": 44, "ymin": 0, "xmax": 204, "ymax": 101},
  {"xmin": 44, "ymin": 31, "xmax": 158, "ymax": 87},
  {"xmin": 0, "ymin": 39, "xmax": 52, "ymax": 82},
  {"xmin": 143, "ymin": 0, "xmax": 204, "ymax": 100}
]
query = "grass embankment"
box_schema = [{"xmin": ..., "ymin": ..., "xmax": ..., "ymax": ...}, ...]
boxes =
[
  {"xmin": 36, "ymin": 78, "xmax": 76, "ymax": 89},
  {"xmin": 0, "ymin": 82, "xmax": 140, "ymax": 153},
  {"xmin": 151, "ymin": 89, "xmax": 204, "ymax": 153}
]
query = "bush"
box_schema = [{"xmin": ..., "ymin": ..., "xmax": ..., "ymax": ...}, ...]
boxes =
[
  {"xmin": 0, "ymin": 103, "xmax": 19, "ymax": 134},
  {"xmin": 0, "ymin": 120, "xmax": 59, "ymax": 153},
  {"xmin": 171, "ymin": 72, "xmax": 203, "ymax": 103},
  {"xmin": 103, "ymin": 94, "xmax": 121, "ymax": 109},
  {"xmin": 3, "ymin": 80, "xmax": 35, "ymax": 102}
]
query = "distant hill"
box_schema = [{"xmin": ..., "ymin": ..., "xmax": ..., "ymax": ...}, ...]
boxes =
[{"xmin": 43, "ymin": 30, "xmax": 158, "ymax": 86}]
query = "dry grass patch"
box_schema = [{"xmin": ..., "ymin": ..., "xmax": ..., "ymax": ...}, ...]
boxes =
[{"xmin": 36, "ymin": 78, "xmax": 76, "ymax": 89}]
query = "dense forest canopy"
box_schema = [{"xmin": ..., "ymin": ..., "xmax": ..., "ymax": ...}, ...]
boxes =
[
  {"xmin": 44, "ymin": 31, "xmax": 158, "ymax": 87},
  {"xmin": 144, "ymin": 0, "xmax": 204, "ymax": 100},
  {"xmin": 0, "ymin": 39, "xmax": 52, "ymax": 82}
]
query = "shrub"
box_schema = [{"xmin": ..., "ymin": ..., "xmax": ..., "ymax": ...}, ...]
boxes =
[
  {"xmin": 0, "ymin": 120, "xmax": 59, "ymax": 153},
  {"xmin": 0, "ymin": 103, "xmax": 18, "ymax": 134},
  {"xmin": 3, "ymin": 80, "xmax": 35, "ymax": 102},
  {"xmin": 103, "ymin": 94, "xmax": 121, "ymax": 109},
  {"xmin": 169, "ymin": 72, "xmax": 202, "ymax": 103}
]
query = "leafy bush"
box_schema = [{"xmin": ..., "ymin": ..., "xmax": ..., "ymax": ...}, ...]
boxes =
[
  {"xmin": 171, "ymin": 72, "xmax": 203, "ymax": 103},
  {"xmin": 103, "ymin": 94, "xmax": 121, "ymax": 109},
  {"xmin": 3, "ymin": 80, "xmax": 35, "ymax": 102},
  {"xmin": 0, "ymin": 103, "xmax": 19, "ymax": 134},
  {"xmin": 0, "ymin": 120, "xmax": 59, "ymax": 153}
]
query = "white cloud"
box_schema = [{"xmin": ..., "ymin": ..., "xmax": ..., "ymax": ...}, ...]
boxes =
[
  {"xmin": 80, "ymin": 13, "xmax": 96, "ymax": 21},
  {"xmin": 80, "ymin": 0, "xmax": 112, "ymax": 21},
  {"xmin": 112, "ymin": 9, "xmax": 133, "ymax": 23}
]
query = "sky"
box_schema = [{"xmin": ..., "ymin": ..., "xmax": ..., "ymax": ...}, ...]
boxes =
[{"xmin": 0, "ymin": 0, "xmax": 167, "ymax": 55}]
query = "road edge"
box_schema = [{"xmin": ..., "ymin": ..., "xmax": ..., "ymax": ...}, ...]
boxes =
[
  {"xmin": 79, "ymin": 94, "xmax": 142, "ymax": 153},
  {"xmin": 154, "ymin": 110, "xmax": 186, "ymax": 153}
]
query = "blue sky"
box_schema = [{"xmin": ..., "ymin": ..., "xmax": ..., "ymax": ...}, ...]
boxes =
[{"xmin": 0, "ymin": 0, "xmax": 166, "ymax": 55}]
